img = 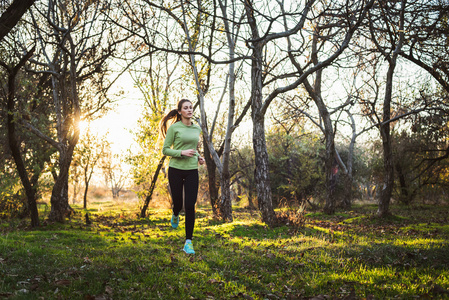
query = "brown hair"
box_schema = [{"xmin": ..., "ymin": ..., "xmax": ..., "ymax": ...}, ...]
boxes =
[{"xmin": 159, "ymin": 99, "xmax": 192, "ymax": 138}]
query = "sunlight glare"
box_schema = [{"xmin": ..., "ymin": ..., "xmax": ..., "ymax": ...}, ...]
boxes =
[{"xmin": 78, "ymin": 120, "xmax": 89, "ymax": 135}]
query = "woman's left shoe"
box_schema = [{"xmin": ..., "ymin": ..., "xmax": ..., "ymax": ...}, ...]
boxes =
[
  {"xmin": 183, "ymin": 240, "xmax": 195, "ymax": 254},
  {"xmin": 171, "ymin": 214, "xmax": 179, "ymax": 229}
]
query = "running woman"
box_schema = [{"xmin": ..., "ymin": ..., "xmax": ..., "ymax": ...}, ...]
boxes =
[{"xmin": 160, "ymin": 99, "xmax": 205, "ymax": 254}]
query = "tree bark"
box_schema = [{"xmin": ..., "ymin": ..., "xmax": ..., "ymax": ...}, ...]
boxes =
[
  {"xmin": 220, "ymin": 169, "xmax": 233, "ymax": 222},
  {"xmin": 374, "ymin": 0, "xmax": 406, "ymax": 218},
  {"xmin": 376, "ymin": 51, "xmax": 397, "ymax": 217},
  {"xmin": 340, "ymin": 173, "xmax": 353, "ymax": 209},
  {"xmin": 252, "ymin": 114, "xmax": 275, "ymax": 224},
  {"xmin": 378, "ymin": 120, "xmax": 394, "ymax": 217},
  {"xmin": 307, "ymin": 28, "xmax": 337, "ymax": 215},
  {"xmin": 302, "ymin": 76, "xmax": 336, "ymax": 214},
  {"xmin": 0, "ymin": 0, "xmax": 35, "ymax": 41},
  {"xmin": 3, "ymin": 47, "xmax": 39, "ymax": 227},
  {"xmin": 203, "ymin": 137, "xmax": 220, "ymax": 218},
  {"xmin": 48, "ymin": 149, "xmax": 74, "ymax": 222},
  {"xmin": 341, "ymin": 111, "xmax": 357, "ymax": 209},
  {"xmin": 395, "ymin": 162, "xmax": 406, "ymax": 201},
  {"xmin": 140, "ymin": 155, "xmax": 166, "ymax": 218},
  {"xmin": 323, "ymin": 118, "xmax": 336, "ymax": 215},
  {"xmin": 83, "ymin": 181, "xmax": 89, "ymax": 209},
  {"xmin": 245, "ymin": 1, "xmax": 276, "ymax": 225}
]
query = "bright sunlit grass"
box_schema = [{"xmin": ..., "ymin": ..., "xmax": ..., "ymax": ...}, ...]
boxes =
[{"xmin": 1, "ymin": 202, "xmax": 448, "ymax": 299}]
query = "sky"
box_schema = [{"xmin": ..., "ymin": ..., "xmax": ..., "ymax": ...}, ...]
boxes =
[
  {"xmin": 88, "ymin": 99, "xmax": 140, "ymax": 154},
  {"xmin": 78, "ymin": 78, "xmax": 144, "ymax": 188},
  {"xmin": 82, "ymin": 72, "xmax": 143, "ymax": 156}
]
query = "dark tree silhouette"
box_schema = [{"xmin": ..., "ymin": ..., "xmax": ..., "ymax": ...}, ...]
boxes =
[{"xmin": 0, "ymin": 0, "xmax": 35, "ymax": 41}]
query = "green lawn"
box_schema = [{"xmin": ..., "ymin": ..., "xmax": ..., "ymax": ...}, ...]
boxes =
[{"xmin": 0, "ymin": 202, "xmax": 448, "ymax": 299}]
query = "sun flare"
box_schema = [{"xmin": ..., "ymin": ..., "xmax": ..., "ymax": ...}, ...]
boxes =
[
  {"xmin": 77, "ymin": 110, "xmax": 138, "ymax": 155},
  {"xmin": 78, "ymin": 120, "xmax": 89, "ymax": 135}
]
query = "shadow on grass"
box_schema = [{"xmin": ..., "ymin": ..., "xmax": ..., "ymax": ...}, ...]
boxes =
[{"xmin": 1, "ymin": 203, "xmax": 448, "ymax": 299}]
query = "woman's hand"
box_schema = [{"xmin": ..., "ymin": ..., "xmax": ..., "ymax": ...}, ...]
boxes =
[
  {"xmin": 198, "ymin": 156, "xmax": 205, "ymax": 165},
  {"xmin": 181, "ymin": 149, "xmax": 196, "ymax": 157}
]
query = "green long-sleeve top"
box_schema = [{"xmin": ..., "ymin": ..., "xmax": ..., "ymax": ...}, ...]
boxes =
[{"xmin": 162, "ymin": 121, "xmax": 202, "ymax": 170}]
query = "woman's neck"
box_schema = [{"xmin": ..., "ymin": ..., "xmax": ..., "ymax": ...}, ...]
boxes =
[{"xmin": 181, "ymin": 117, "xmax": 191, "ymax": 126}]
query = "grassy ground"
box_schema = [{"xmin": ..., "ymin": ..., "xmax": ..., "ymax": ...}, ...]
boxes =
[{"xmin": 0, "ymin": 201, "xmax": 448, "ymax": 299}]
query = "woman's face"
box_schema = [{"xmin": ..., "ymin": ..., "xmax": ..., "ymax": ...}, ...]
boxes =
[{"xmin": 179, "ymin": 101, "xmax": 193, "ymax": 120}]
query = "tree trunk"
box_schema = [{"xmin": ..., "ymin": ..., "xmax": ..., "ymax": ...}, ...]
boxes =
[
  {"xmin": 220, "ymin": 169, "xmax": 233, "ymax": 222},
  {"xmin": 303, "ymin": 80, "xmax": 336, "ymax": 214},
  {"xmin": 48, "ymin": 149, "xmax": 73, "ymax": 222},
  {"xmin": 243, "ymin": 0, "xmax": 276, "ymax": 225},
  {"xmin": 71, "ymin": 160, "xmax": 80, "ymax": 205},
  {"xmin": 341, "ymin": 173, "xmax": 353, "ymax": 209},
  {"xmin": 340, "ymin": 114, "xmax": 357, "ymax": 210},
  {"xmin": 253, "ymin": 113, "xmax": 275, "ymax": 224},
  {"xmin": 378, "ymin": 122, "xmax": 394, "ymax": 217},
  {"xmin": 307, "ymin": 32, "xmax": 337, "ymax": 215},
  {"xmin": 203, "ymin": 136, "xmax": 220, "ymax": 218},
  {"xmin": 375, "ymin": 0, "xmax": 405, "ymax": 217},
  {"xmin": 322, "ymin": 114, "xmax": 336, "ymax": 215},
  {"xmin": 247, "ymin": 189, "xmax": 255, "ymax": 209},
  {"xmin": 395, "ymin": 162, "xmax": 409, "ymax": 204},
  {"xmin": 377, "ymin": 64, "xmax": 396, "ymax": 217},
  {"xmin": 83, "ymin": 181, "xmax": 89, "ymax": 209},
  {"xmin": 4, "ymin": 47, "xmax": 39, "ymax": 227},
  {"xmin": 0, "ymin": 0, "xmax": 35, "ymax": 41},
  {"xmin": 140, "ymin": 155, "xmax": 166, "ymax": 218}
]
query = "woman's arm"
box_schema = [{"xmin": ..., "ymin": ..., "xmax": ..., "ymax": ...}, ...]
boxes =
[{"xmin": 162, "ymin": 126, "xmax": 182, "ymax": 157}]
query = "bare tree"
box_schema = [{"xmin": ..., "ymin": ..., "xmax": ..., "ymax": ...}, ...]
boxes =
[
  {"xmin": 0, "ymin": 47, "xmax": 40, "ymax": 226},
  {"xmin": 398, "ymin": 1, "xmax": 449, "ymax": 93},
  {"xmin": 114, "ymin": 0, "xmax": 375, "ymax": 224},
  {"xmin": 72, "ymin": 127, "xmax": 108, "ymax": 208},
  {"xmin": 0, "ymin": 0, "xmax": 35, "ymax": 41},
  {"xmin": 365, "ymin": 0, "xmax": 406, "ymax": 217},
  {"xmin": 243, "ymin": 0, "xmax": 374, "ymax": 220},
  {"xmin": 127, "ymin": 51, "xmax": 183, "ymax": 217},
  {"xmin": 102, "ymin": 152, "xmax": 127, "ymax": 199},
  {"xmin": 114, "ymin": 0, "xmax": 251, "ymax": 221},
  {"xmin": 18, "ymin": 0, "xmax": 117, "ymax": 222}
]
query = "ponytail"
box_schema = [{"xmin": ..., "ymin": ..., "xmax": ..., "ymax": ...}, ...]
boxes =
[
  {"xmin": 159, "ymin": 98, "xmax": 192, "ymax": 138},
  {"xmin": 159, "ymin": 109, "xmax": 181, "ymax": 138}
]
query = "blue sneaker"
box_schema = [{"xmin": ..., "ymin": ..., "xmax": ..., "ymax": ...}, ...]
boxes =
[
  {"xmin": 170, "ymin": 214, "xmax": 179, "ymax": 229},
  {"xmin": 183, "ymin": 240, "xmax": 195, "ymax": 254}
]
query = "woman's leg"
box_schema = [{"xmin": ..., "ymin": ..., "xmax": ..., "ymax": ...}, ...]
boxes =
[
  {"xmin": 168, "ymin": 167, "xmax": 184, "ymax": 216},
  {"xmin": 183, "ymin": 169, "xmax": 199, "ymax": 240}
]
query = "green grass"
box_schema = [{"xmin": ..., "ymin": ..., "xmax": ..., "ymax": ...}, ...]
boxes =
[{"xmin": 0, "ymin": 202, "xmax": 448, "ymax": 299}]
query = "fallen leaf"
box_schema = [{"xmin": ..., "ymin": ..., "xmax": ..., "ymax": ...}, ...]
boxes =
[
  {"xmin": 0, "ymin": 293, "xmax": 13, "ymax": 297},
  {"xmin": 207, "ymin": 279, "xmax": 222, "ymax": 284},
  {"xmin": 234, "ymin": 292, "xmax": 253, "ymax": 300},
  {"xmin": 84, "ymin": 257, "xmax": 92, "ymax": 264},
  {"xmin": 105, "ymin": 286, "xmax": 113, "ymax": 295},
  {"xmin": 55, "ymin": 279, "xmax": 71, "ymax": 286}
]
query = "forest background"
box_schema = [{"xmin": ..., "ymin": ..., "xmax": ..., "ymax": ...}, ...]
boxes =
[
  {"xmin": 0, "ymin": 0, "xmax": 448, "ymax": 226},
  {"xmin": 1, "ymin": 0, "xmax": 449, "ymax": 299}
]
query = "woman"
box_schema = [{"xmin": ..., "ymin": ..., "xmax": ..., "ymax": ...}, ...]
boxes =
[{"xmin": 160, "ymin": 99, "xmax": 205, "ymax": 254}]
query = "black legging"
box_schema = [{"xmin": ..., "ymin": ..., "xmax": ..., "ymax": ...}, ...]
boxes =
[{"xmin": 168, "ymin": 167, "xmax": 198, "ymax": 240}]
